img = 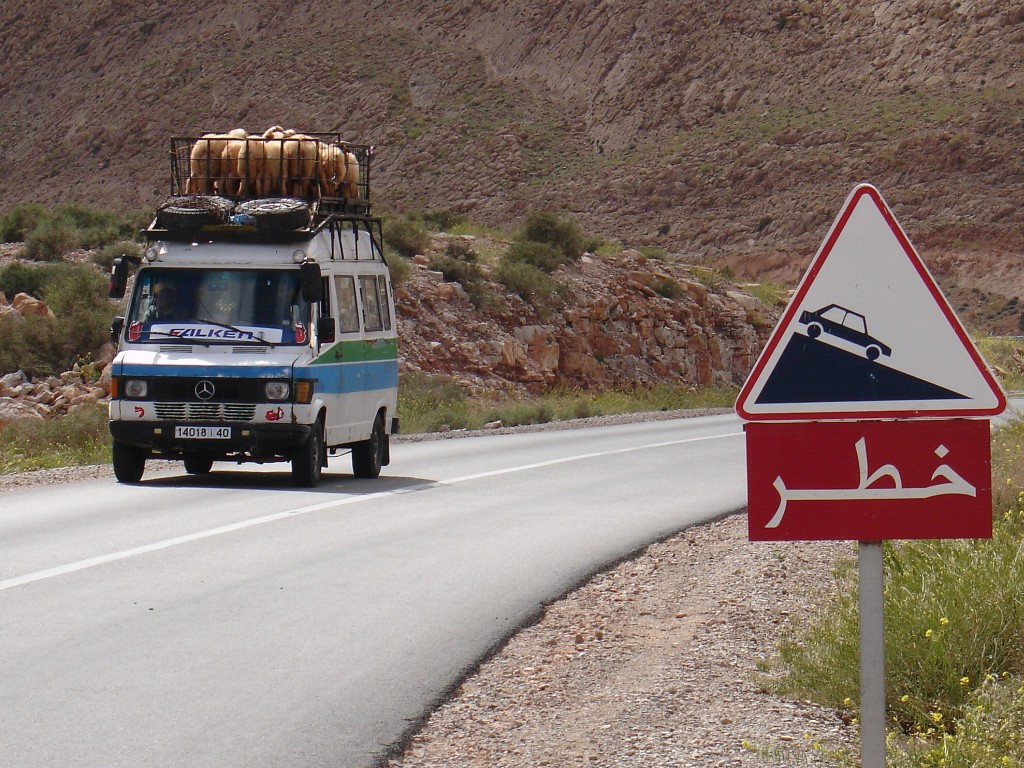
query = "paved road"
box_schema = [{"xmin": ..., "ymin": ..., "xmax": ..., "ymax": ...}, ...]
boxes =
[{"xmin": 0, "ymin": 414, "xmax": 746, "ymax": 768}]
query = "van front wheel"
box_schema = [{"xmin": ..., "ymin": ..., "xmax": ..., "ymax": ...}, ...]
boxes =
[
  {"xmin": 292, "ymin": 421, "xmax": 324, "ymax": 487},
  {"xmin": 112, "ymin": 440, "xmax": 146, "ymax": 483},
  {"xmin": 183, "ymin": 455, "xmax": 214, "ymax": 475},
  {"xmin": 352, "ymin": 415, "xmax": 386, "ymax": 479}
]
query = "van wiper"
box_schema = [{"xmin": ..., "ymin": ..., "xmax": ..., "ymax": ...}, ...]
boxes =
[{"xmin": 193, "ymin": 317, "xmax": 281, "ymax": 346}]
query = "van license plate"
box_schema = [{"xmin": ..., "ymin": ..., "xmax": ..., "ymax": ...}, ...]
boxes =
[{"xmin": 175, "ymin": 426, "xmax": 231, "ymax": 439}]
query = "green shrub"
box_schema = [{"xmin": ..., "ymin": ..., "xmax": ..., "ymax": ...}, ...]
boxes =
[
  {"xmin": 1, "ymin": 203, "xmax": 144, "ymax": 253},
  {"xmin": 384, "ymin": 216, "xmax": 431, "ymax": 258},
  {"xmin": 92, "ymin": 241, "xmax": 142, "ymax": 270},
  {"xmin": 419, "ymin": 210, "xmax": 469, "ymax": 231},
  {"xmin": 0, "ymin": 261, "xmax": 47, "ymax": 299},
  {"xmin": 385, "ymin": 248, "xmax": 412, "ymax": 285},
  {"xmin": 0, "ymin": 203, "xmax": 47, "ymax": 242},
  {"xmin": 23, "ymin": 216, "xmax": 79, "ymax": 261},
  {"xmin": 650, "ymin": 277, "xmax": 686, "ymax": 300},
  {"xmin": 518, "ymin": 211, "xmax": 585, "ymax": 261},
  {"xmin": 503, "ymin": 240, "xmax": 567, "ymax": 274},
  {"xmin": 977, "ymin": 337, "xmax": 1024, "ymax": 393},
  {"xmin": 428, "ymin": 251, "xmax": 501, "ymax": 312},
  {"xmin": 494, "ymin": 259, "xmax": 564, "ymax": 318},
  {"xmin": 890, "ymin": 673, "xmax": 1024, "ymax": 768},
  {"xmin": 430, "ymin": 253, "xmax": 485, "ymax": 287},
  {"xmin": 0, "ymin": 262, "xmax": 114, "ymax": 375},
  {"xmin": 638, "ymin": 246, "xmax": 668, "ymax": 261},
  {"xmin": 54, "ymin": 203, "xmax": 145, "ymax": 248},
  {"xmin": 444, "ymin": 239, "xmax": 478, "ymax": 263}
]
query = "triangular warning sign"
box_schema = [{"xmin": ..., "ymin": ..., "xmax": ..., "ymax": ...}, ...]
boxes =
[{"xmin": 737, "ymin": 184, "xmax": 1006, "ymax": 421}]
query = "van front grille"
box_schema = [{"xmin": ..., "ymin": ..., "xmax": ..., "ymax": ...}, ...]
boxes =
[{"xmin": 154, "ymin": 403, "xmax": 256, "ymax": 421}]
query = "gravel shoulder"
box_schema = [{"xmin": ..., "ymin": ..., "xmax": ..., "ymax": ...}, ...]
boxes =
[
  {"xmin": 1, "ymin": 412, "xmax": 860, "ymax": 766},
  {"xmin": 384, "ymin": 513, "xmax": 858, "ymax": 768}
]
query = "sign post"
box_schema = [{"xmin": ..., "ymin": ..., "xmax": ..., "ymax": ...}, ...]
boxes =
[
  {"xmin": 859, "ymin": 541, "xmax": 885, "ymax": 768},
  {"xmin": 736, "ymin": 184, "xmax": 1006, "ymax": 767}
]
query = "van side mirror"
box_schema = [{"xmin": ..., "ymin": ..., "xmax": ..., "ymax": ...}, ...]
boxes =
[
  {"xmin": 110, "ymin": 316, "xmax": 125, "ymax": 344},
  {"xmin": 317, "ymin": 316, "xmax": 336, "ymax": 344},
  {"xmin": 108, "ymin": 257, "xmax": 130, "ymax": 299},
  {"xmin": 300, "ymin": 262, "xmax": 323, "ymax": 302}
]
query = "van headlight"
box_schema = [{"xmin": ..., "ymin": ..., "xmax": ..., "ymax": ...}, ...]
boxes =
[
  {"xmin": 124, "ymin": 379, "xmax": 148, "ymax": 398},
  {"xmin": 264, "ymin": 381, "xmax": 290, "ymax": 401}
]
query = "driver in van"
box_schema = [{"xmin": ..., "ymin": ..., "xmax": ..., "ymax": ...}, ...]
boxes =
[{"xmin": 146, "ymin": 284, "xmax": 178, "ymax": 321}]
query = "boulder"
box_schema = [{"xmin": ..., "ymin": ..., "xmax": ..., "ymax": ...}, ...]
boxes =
[
  {"xmin": 12, "ymin": 293, "xmax": 54, "ymax": 318},
  {"xmin": 0, "ymin": 396, "xmax": 45, "ymax": 425}
]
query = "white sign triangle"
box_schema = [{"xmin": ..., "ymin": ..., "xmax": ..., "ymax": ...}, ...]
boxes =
[{"xmin": 737, "ymin": 184, "xmax": 1006, "ymax": 420}]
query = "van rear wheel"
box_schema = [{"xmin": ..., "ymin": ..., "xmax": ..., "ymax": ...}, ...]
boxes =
[
  {"xmin": 112, "ymin": 440, "xmax": 146, "ymax": 483},
  {"xmin": 352, "ymin": 415, "xmax": 385, "ymax": 479},
  {"xmin": 292, "ymin": 421, "xmax": 325, "ymax": 487}
]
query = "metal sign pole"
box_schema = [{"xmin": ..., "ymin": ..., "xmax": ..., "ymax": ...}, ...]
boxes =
[{"xmin": 859, "ymin": 540, "xmax": 886, "ymax": 767}]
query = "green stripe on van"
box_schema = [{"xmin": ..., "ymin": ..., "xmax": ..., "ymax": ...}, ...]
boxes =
[{"xmin": 310, "ymin": 337, "xmax": 398, "ymax": 365}]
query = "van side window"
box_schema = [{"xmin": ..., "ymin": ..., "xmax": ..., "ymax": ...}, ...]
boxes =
[
  {"xmin": 360, "ymin": 275, "xmax": 383, "ymax": 332},
  {"xmin": 376, "ymin": 276, "xmax": 392, "ymax": 331},
  {"xmin": 334, "ymin": 276, "xmax": 360, "ymax": 333}
]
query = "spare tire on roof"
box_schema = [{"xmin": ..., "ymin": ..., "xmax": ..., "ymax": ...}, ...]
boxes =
[
  {"xmin": 234, "ymin": 198, "xmax": 311, "ymax": 231},
  {"xmin": 155, "ymin": 195, "xmax": 235, "ymax": 230}
]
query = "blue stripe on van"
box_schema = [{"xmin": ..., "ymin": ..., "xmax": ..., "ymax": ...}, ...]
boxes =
[
  {"xmin": 295, "ymin": 359, "xmax": 398, "ymax": 394},
  {"xmin": 116, "ymin": 360, "xmax": 397, "ymax": 394}
]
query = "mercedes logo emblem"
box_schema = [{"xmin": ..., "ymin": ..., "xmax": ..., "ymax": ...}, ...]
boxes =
[{"xmin": 195, "ymin": 380, "xmax": 216, "ymax": 401}]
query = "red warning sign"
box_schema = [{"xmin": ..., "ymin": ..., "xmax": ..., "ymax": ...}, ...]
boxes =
[{"xmin": 736, "ymin": 184, "xmax": 1006, "ymax": 421}]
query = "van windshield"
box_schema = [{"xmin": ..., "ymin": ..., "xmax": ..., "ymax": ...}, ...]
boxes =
[{"xmin": 127, "ymin": 268, "xmax": 310, "ymax": 345}]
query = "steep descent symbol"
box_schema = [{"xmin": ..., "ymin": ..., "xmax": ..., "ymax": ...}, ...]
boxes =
[
  {"xmin": 757, "ymin": 299, "xmax": 968, "ymax": 405},
  {"xmin": 736, "ymin": 184, "xmax": 1005, "ymax": 420},
  {"xmin": 798, "ymin": 304, "xmax": 890, "ymax": 361}
]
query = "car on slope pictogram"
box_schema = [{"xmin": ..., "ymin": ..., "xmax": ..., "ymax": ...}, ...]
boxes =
[{"xmin": 798, "ymin": 304, "xmax": 892, "ymax": 361}]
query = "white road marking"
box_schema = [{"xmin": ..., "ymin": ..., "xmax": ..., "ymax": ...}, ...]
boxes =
[{"xmin": 0, "ymin": 431, "xmax": 741, "ymax": 592}]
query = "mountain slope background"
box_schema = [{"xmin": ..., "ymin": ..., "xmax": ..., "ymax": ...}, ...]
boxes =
[{"xmin": 1, "ymin": 0, "xmax": 1022, "ymax": 331}]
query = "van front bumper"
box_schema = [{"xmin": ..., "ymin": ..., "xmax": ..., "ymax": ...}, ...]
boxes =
[{"xmin": 109, "ymin": 420, "xmax": 313, "ymax": 457}]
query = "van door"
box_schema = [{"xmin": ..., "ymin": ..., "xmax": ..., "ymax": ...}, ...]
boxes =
[{"xmin": 323, "ymin": 274, "xmax": 364, "ymax": 444}]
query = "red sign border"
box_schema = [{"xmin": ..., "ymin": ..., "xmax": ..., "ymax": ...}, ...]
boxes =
[{"xmin": 736, "ymin": 184, "xmax": 1006, "ymax": 421}]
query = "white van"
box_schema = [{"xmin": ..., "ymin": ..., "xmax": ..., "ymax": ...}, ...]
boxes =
[{"xmin": 107, "ymin": 181, "xmax": 398, "ymax": 486}]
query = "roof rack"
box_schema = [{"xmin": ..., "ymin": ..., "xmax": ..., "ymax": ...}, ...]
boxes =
[{"xmin": 167, "ymin": 133, "xmax": 374, "ymax": 216}]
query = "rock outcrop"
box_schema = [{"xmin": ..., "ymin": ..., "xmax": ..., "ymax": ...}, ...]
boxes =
[
  {"xmin": 396, "ymin": 239, "xmax": 773, "ymax": 395},
  {"xmin": 0, "ymin": 368, "xmax": 111, "ymax": 425}
]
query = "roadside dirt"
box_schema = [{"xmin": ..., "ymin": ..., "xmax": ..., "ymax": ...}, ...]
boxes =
[{"xmin": 386, "ymin": 513, "xmax": 857, "ymax": 768}]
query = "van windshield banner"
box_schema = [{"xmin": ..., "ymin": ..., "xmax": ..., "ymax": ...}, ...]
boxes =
[{"xmin": 151, "ymin": 324, "xmax": 284, "ymax": 343}]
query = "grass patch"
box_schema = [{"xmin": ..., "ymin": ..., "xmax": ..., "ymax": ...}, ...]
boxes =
[
  {"xmin": 398, "ymin": 372, "xmax": 735, "ymax": 434},
  {"xmin": 976, "ymin": 336, "xmax": 1024, "ymax": 393},
  {"xmin": 0, "ymin": 403, "xmax": 110, "ymax": 473},
  {"xmin": 743, "ymin": 281, "xmax": 790, "ymax": 308}
]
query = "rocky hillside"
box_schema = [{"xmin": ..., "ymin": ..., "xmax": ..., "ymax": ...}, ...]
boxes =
[
  {"xmin": 0, "ymin": 0, "xmax": 1022, "ymax": 401},
  {"xmin": 1, "ymin": 1, "xmax": 1021, "ymax": 264}
]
